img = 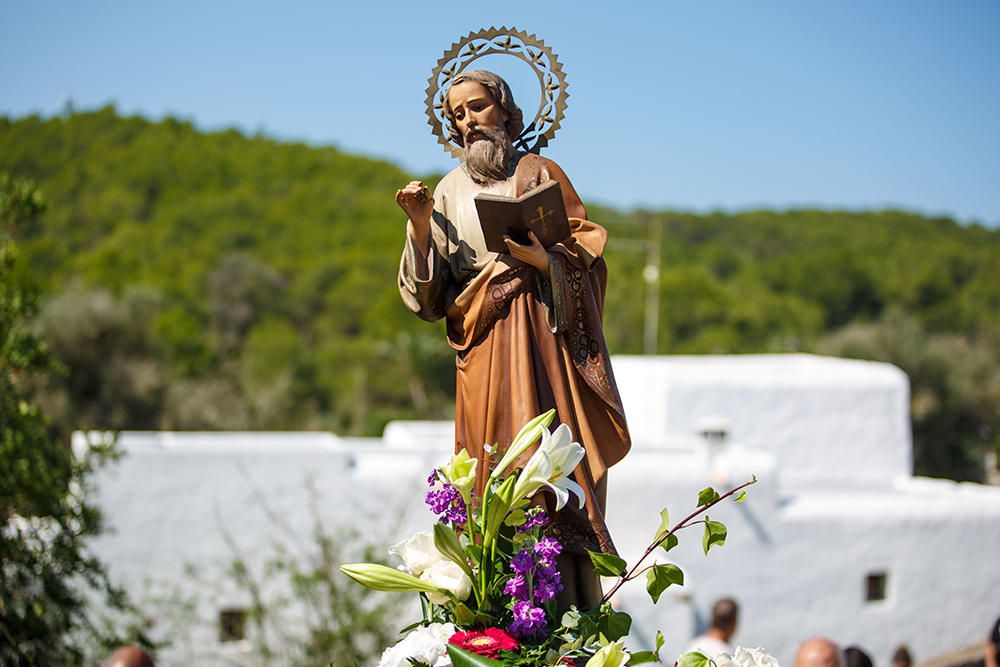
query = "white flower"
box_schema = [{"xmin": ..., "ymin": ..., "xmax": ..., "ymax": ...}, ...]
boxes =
[
  {"xmin": 388, "ymin": 531, "xmax": 472, "ymax": 604},
  {"xmin": 731, "ymin": 648, "xmax": 779, "ymax": 667},
  {"xmin": 491, "ymin": 410, "xmax": 555, "ymax": 480},
  {"xmin": 511, "ymin": 423, "xmax": 586, "ymax": 510},
  {"xmin": 441, "ymin": 449, "xmax": 477, "ymax": 503},
  {"xmin": 586, "ymin": 639, "xmax": 631, "ymax": 667},
  {"xmin": 388, "ymin": 531, "xmax": 440, "ymax": 576},
  {"xmin": 376, "ymin": 622, "xmax": 455, "ymax": 667},
  {"xmin": 714, "ymin": 654, "xmax": 735, "ymax": 667},
  {"xmin": 419, "ymin": 559, "xmax": 472, "ymax": 605}
]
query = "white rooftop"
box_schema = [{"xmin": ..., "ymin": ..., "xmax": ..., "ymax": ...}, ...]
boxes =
[{"xmin": 614, "ymin": 354, "xmax": 912, "ymax": 489}]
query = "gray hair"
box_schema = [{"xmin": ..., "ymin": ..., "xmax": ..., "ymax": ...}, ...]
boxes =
[{"xmin": 443, "ymin": 70, "xmax": 525, "ymax": 147}]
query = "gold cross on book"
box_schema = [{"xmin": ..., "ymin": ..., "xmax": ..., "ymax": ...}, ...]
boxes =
[{"xmin": 529, "ymin": 206, "xmax": 556, "ymax": 235}]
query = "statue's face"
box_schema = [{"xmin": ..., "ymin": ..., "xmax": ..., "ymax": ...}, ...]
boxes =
[{"xmin": 447, "ymin": 81, "xmax": 510, "ymax": 146}]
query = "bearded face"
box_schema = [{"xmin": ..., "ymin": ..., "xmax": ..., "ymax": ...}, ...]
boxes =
[
  {"xmin": 463, "ymin": 125, "xmax": 512, "ymax": 185},
  {"xmin": 446, "ymin": 79, "xmax": 516, "ymax": 186}
]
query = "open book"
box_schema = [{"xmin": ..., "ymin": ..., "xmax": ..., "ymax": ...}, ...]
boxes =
[{"xmin": 475, "ymin": 180, "xmax": 571, "ymax": 254}]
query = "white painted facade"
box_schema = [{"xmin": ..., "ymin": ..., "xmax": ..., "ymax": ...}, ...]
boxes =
[{"xmin": 84, "ymin": 354, "xmax": 1000, "ymax": 666}]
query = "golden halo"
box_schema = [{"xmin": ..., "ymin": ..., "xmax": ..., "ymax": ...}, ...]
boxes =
[{"xmin": 425, "ymin": 26, "xmax": 569, "ymax": 158}]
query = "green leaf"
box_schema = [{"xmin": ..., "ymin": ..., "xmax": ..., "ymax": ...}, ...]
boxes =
[
  {"xmin": 630, "ymin": 650, "xmax": 661, "ymax": 664},
  {"xmin": 588, "ymin": 550, "xmax": 628, "ymax": 577},
  {"xmin": 433, "ymin": 523, "xmax": 472, "ymax": 576},
  {"xmin": 659, "ymin": 533, "xmax": 679, "ymax": 553},
  {"xmin": 734, "ymin": 491, "xmax": 747, "ymax": 503},
  {"xmin": 482, "ymin": 476, "xmax": 517, "ymax": 544},
  {"xmin": 398, "ymin": 619, "xmax": 426, "ymax": 634},
  {"xmin": 511, "ymin": 531, "xmax": 531, "ymax": 550},
  {"xmin": 645, "ymin": 563, "xmax": 684, "ymax": 603},
  {"xmin": 452, "ymin": 602, "xmax": 476, "ymax": 626},
  {"xmin": 656, "ymin": 630, "xmax": 665, "ymax": 654},
  {"xmin": 678, "ymin": 651, "xmax": 712, "ymax": 667},
  {"xmin": 505, "ymin": 509, "xmax": 526, "ymax": 527},
  {"xmin": 446, "ymin": 645, "xmax": 505, "ymax": 666},
  {"xmin": 561, "ymin": 608, "xmax": 582, "ymax": 629},
  {"xmin": 701, "ymin": 517, "xmax": 727, "ymax": 554},
  {"xmin": 654, "ymin": 507, "xmax": 670, "ymax": 540},
  {"xmin": 697, "ymin": 486, "xmax": 720, "ymax": 506},
  {"xmin": 598, "ymin": 609, "xmax": 632, "ymax": 641}
]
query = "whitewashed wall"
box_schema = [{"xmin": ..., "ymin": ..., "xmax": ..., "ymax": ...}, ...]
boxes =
[{"xmin": 84, "ymin": 355, "xmax": 1000, "ymax": 666}]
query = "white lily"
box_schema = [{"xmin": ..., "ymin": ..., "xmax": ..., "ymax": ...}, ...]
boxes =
[
  {"xmin": 419, "ymin": 560, "xmax": 472, "ymax": 605},
  {"xmin": 490, "ymin": 409, "xmax": 555, "ymax": 481},
  {"xmin": 386, "ymin": 531, "xmax": 472, "ymax": 604},
  {"xmin": 511, "ymin": 423, "xmax": 586, "ymax": 510},
  {"xmin": 586, "ymin": 640, "xmax": 631, "ymax": 667},
  {"xmin": 441, "ymin": 449, "xmax": 477, "ymax": 503},
  {"xmin": 388, "ymin": 530, "xmax": 441, "ymax": 576}
]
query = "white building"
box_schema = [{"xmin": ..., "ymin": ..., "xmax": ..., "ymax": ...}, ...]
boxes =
[{"xmin": 84, "ymin": 354, "xmax": 1000, "ymax": 666}]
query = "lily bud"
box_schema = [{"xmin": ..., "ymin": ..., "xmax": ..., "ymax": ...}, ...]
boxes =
[{"xmin": 340, "ymin": 563, "xmax": 444, "ymax": 595}]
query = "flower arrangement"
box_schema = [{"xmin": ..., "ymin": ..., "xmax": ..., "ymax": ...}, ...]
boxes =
[{"xmin": 341, "ymin": 411, "xmax": 767, "ymax": 667}]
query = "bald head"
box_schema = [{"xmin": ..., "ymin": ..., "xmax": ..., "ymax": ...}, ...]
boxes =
[
  {"xmin": 103, "ymin": 646, "xmax": 155, "ymax": 667},
  {"xmin": 795, "ymin": 638, "xmax": 842, "ymax": 667}
]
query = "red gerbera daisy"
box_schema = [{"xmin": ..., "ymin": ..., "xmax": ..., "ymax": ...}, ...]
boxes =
[{"xmin": 449, "ymin": 627, "xmax": 520, "ymax": 659}]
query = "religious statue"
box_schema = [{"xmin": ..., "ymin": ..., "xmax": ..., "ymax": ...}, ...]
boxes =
[{"xmin": 395, "ymin": 29, "xmax": 631, "ymax": 610}]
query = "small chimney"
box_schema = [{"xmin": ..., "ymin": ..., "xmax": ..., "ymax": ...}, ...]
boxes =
[{"xmin": 696, "ymin": 415, "xmax": 730, "ymax": 446}]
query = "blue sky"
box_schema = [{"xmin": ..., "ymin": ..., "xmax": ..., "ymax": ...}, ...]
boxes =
[{"xmin": 2, "ymin": 0, "xmax": 999, "ymax": 225}]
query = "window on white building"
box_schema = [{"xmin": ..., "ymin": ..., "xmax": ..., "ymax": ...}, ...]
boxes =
[
  {"xmin": 219, "ymin": 607, "xmax": 247, "ymax": 642},
  {"xmin": 865, "ymin": 572, "xmax": 888, "ymax": 602}
]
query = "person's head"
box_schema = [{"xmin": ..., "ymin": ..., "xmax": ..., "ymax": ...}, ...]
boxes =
[
  {"xmin": 795, "ymin": 637, "xmax": 843, "ymax": 667},
  {"xmin": 844, "ymin": 646, "xmax": 874, "ymax": 667},
  {"xmin": 710, "ymin": 597, "xmax": 740, "ymax": 640},
  {"xmin": 102, "ymin": 646, "xmax": 155, "ymax": 667},
  {"xmin": 444, "ymin": 70, "xmax": 525, "ymax": 184},
  {"xmin": 891, "ymin": 645, "xmax": 913, "ymax": 667}
]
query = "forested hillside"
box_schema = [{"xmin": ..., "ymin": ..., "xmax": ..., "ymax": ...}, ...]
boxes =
[{"xmin": 1, "ymin": 106, "xmax": 997, "ymax": 481}]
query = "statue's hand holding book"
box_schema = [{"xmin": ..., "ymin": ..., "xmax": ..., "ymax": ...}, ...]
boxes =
[{"xmin": 475, "ymin": 180, "xmax": 571, "ymax": 254}]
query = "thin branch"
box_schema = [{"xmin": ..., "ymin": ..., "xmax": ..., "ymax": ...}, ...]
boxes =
[{"xmin": 601, "ymin": 477, "xmax": 757, "ymax": 603}]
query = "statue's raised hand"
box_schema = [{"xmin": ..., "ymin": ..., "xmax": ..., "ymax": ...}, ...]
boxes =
[
  {"xmin": 396, "ymin": 181, "xmax": 433, "ymax": 224},
  {"xmin": 396, "ymin": 180, "xmax": 434, "ymax": 250}
]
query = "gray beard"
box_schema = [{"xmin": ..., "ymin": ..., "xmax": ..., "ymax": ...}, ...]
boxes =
[{"xmin": 463, "ymin": 127, "xmax": 511, "ymax": 185}]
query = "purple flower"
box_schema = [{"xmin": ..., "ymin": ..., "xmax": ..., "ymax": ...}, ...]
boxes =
[
  {"xmin": 534, "ymin": 537, "xmax": 562, "ymax": 562},
  {"xmin": 533, "ymin": 570, "xmax": 562, "ymax": 602},
  {"xmin": 510, "ymin": 550, "xmax": 535, "ymax": 576},
  {"xmin": 509, "ymin": 600, "xmax": 547, "ymax": 639},
  {"xmin": 518, "ymin": 508, "xmax": 549, "ymax": 534},
  {"xmin": 443, "ymin": 502, "xmax": 467, "ymax": 525},
  {"xmin": 425, "ymin": 473, "xmax": 467, "ymax": 527},
  {"xmin": 506, "ymin": 537, "xmax": 565, "ymax": 609},
  {"xmin": 503, "ymin": 573, "xmax": 528, "ymax": 598}
]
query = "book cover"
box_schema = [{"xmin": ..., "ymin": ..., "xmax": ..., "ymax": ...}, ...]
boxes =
[{"xmin": 475, "ymin": 180, "xmax": 571, "ymax": 254}]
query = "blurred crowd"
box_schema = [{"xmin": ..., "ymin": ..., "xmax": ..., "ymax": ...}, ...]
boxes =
[{"xmin": 684, "ymin": 598, "xmax": 1000, "ymax": 667}]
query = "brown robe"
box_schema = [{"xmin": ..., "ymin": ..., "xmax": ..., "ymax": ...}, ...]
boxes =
[{"xmin": 398, "ymin": 153, "xmax": 631, "ymax": 607}]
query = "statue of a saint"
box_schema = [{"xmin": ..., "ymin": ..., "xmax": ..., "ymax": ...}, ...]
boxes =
[{"xmin": 396, "ymin": 69, "xmax": 630, "ymax": 609}]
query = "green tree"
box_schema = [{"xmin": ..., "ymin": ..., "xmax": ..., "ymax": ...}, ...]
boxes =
[
  {"xmin": 3, "ymin": 109, "xmax": 1000, "ymax": 480},
  {"xmin": 819, "ymin": 310, "xmax": 1000, "ymax": 481},
  {"xmin": 0, "ymin": 174, "xmax": 151, "ymax": 664}
]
